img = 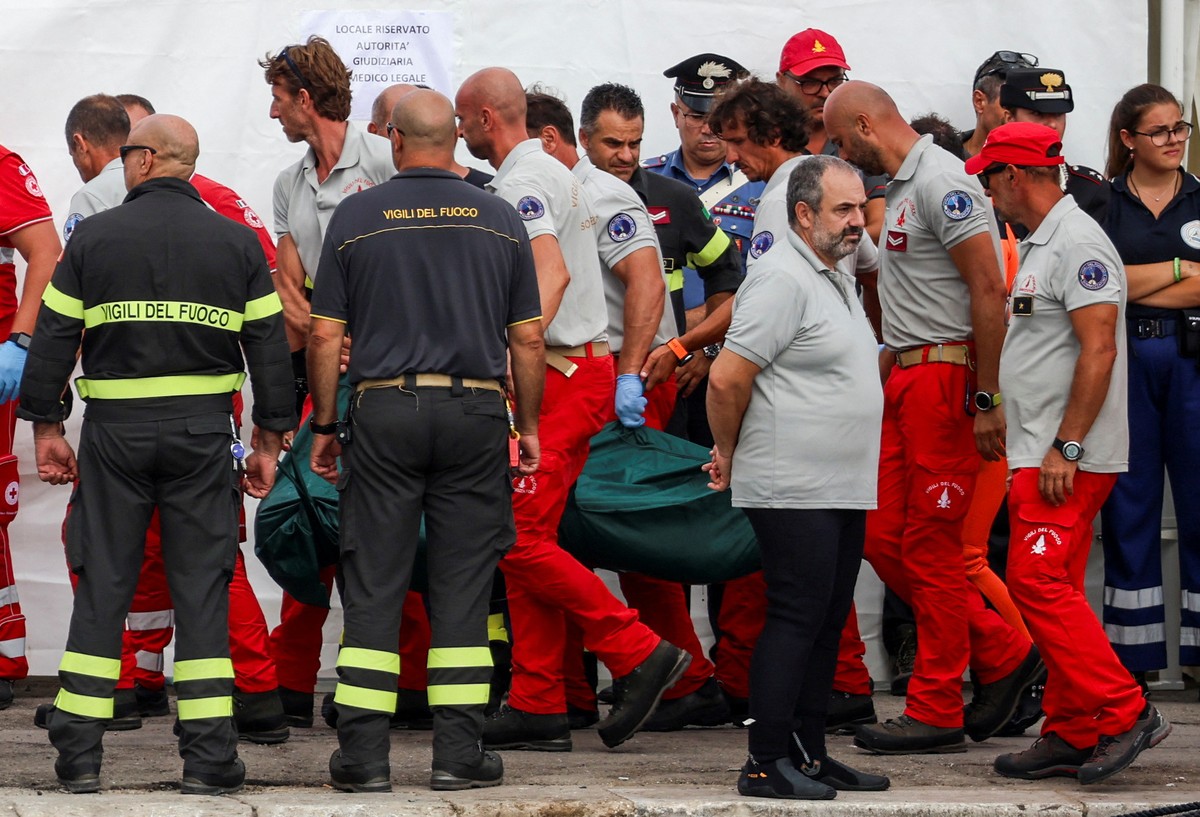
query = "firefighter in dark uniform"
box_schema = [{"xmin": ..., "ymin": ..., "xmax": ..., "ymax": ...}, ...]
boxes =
[
  {"xmin": 999, "ymin": 68, "xmax": 1110, "ymax": 227},
  {"xmin": 308, "ymin": 90, "xmax": 545, "ymax": 793},
  {"xmin": 18, "ymin": 114, "xmax": 295, "ymax": 795}
]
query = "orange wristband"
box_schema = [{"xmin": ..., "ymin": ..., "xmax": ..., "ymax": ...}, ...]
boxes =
[{"xmin": 667, "ymin": 337, "xmax": 689, "ymax": 362}]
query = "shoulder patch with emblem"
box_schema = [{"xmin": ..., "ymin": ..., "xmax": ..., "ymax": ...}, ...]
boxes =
[
  {"xmin": 63, "ymin": 213, "xmax": 84, "ymax": 242},
  {"xmin": 517, "ymin": 196, "xmax": 545, "ymax": 221},
  {"xmin": 1078, "ymin": 260, "xmax": 1110, "ymax": 290},
  {"xmin": 942, "ymin": 190, "xmax": 973, "ymax": 220},
  {"xmin": 749, "ymin": 231, "xmax": 774, "ymax": 258},
  {"xmin": 608, "ymin": 213, "xmax": 636, "ymax": 242}
]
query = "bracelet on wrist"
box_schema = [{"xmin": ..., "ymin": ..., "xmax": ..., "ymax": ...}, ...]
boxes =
[{"xmin": 1174, "ymin": 257, "xmax": 1182, "ymax": 283}]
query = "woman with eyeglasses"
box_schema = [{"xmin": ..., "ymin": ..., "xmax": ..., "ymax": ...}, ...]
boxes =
[{"xmin": 1099, "ymin": 83, "xmax": 1200, "ymax": 693}]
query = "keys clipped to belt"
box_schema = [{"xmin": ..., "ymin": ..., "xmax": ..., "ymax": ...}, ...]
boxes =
[
  {"xmin": 229, "ymin": 415, "xmax": 245, "ymax": 471},
  {"xmin": 505, "ymin": 393, "xmax": 520, "ymax": 469}
]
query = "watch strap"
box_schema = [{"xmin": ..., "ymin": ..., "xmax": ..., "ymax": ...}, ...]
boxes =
[
  {"xmin": 309, "ymin": 418, "xmax": 339, "ymax": 435},
  {"xmin": 8, "ymin": 332, "xmax": 31, "ymax": 350}
]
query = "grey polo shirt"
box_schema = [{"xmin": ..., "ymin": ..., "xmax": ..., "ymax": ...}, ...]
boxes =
[
  {"xmin": 724, "ymin": 230, "xmax": 882, "ymax": 508},
  {"xmin": 999, "ymin": 196, "xmax": 1128, "ymax": 473},
  {"xmin": 573, "ymin": 156, "xmax": 672, "ymax": 353},
  {"xmin": 748, "ymin": 154, "xmax": 879, "ymax": 275},
  {"xmin": 64, "ymin": 157, "xmax": 126, "ymax": 241},
  {"xmin": 488, "ymin": 139, "xmax": 607, "ymax": 348},
  {"xmin": 879, "ymin": 134, "xmax": 1002, "ymax": 350},
  {"xmin": 272, "ymin": 124, "xmax": 395, "ymax": 284}
]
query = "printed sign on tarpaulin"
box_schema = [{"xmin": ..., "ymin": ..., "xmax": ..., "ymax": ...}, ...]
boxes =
[{"xmin": 301, "ymin": 9, "xmax": 454, "ymax": 121}]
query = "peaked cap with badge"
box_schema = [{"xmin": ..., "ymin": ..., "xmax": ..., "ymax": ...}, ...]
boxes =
[
  {"xmin": 1000, "ymin": 68, "xmax": 1074, "ymax": 114},
  {"xmin": 663, "ymin": 53, "xmax": 749, "ymax": 112}
]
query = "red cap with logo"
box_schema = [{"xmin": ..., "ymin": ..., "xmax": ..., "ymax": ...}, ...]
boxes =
[
  {"xmin": 779, "ymin": 28, "xmax": 851, "ymax": 77},
  {"xmin": 963, "ymin": 122, "xmax": 1065, "ymax": 175}
]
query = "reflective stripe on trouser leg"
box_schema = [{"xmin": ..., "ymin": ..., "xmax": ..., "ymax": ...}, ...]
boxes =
[
  {"xmin": 427, "ymin": 647, "xmax": 493, "ymax": 706},
  {"xmin": 334, "ymin": 647, "xmax": 400, "ymax": 713},
  {"xmin": 55, "ymin": 652, "xmax": 121, "ymax": 718},
  {"xmin": 175, "ymin": 658, "xmax": 234, "ymax": 721}
]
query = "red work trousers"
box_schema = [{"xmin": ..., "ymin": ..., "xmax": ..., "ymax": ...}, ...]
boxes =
[
  {"xmin": 1007, "ymin": 468, "xmax": 1144, "ymax": 748},
  {"xmin": 714, "ymin": 571, "xmax": 872, "ymax": 698},
  {"xmin": 0, "ymin": 397, "xmax": 26, "ymax": 681},
  {"xmin": 503, "ymin": 350, "xmax": 660, "ymax": 714},
  {"xmin": 865, "ymin": 360, "xmax": 1029, "ymax": 728}
]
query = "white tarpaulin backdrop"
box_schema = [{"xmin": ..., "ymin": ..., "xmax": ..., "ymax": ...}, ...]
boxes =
[{"xmin": 2, "ymin": 0, "xmax": 1150, "ymax": 677}]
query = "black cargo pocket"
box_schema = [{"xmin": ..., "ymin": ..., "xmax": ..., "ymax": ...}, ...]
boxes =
[
  {"xmin": 63, "ymin": 482, "xmax": 85, "ymax": 574},
  {"xmin": 185, "ymin": 414, "xmax": 240, "ymax": 577}
]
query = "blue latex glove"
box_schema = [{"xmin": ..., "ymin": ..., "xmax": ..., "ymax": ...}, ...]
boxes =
[
  {"xmin": 615, "ymin": 373, "xmax": 647, "ymax": 428},
  {"xmin": 0, "ymin": 340, "xmax": 27, "ymax": 404}
]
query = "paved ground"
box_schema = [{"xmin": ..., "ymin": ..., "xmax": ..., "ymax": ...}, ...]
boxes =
[{"xmin": 1, "ymin": 679, "xmax": 1197, "ymax": 816}]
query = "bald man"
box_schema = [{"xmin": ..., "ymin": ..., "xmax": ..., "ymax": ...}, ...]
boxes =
[
  {"xmin": 455, "ymin": 69, "xmax": 688, "ymax": 753},
  {"xmin": 369, "ymin": 83, "xmax": 492, "ymax": 188},
  {"xmin": 20, "ymin": 114, "xmax": 295, "ymax": 793},
  {"xmin": 822, "ymin": 83, "xmax": 1041, "ymax": 755},
  {"xmin": 309, "ymin": 90, "xmax": 543, "ymax": 792}
]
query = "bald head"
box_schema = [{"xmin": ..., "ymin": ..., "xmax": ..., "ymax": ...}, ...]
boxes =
[
  {"xmin": 823, "ymin": 81, "xmax": 904, "ymax": 133},
  {"xmin": 127, "ymin": 114, "xmax": 198, "ymax": 179},
  {"xmin": 455, "ymin": 67, "xmax": 530, "ymax": 167},
  {"xmin": 458, "ymin": 67, "xmax": 527, "ymax": 126},
  {"xmin": 823, "ymin": 81, "xmax": 917, "ymax": 178},
  {"xmin": 370, "ymin": 84, "xmax": 418, "ymax": 134},
  {"xmin": 389, "ymin": 89, "xmax": 457, "ymax": 171}
]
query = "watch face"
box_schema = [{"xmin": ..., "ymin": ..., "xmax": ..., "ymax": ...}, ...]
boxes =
[
  {"xmin": 973, "ymin": 392, "xmax": 992, "ymax": 411},
  {"xmin": 1061, "ymin": 441, "xmax": 1083, "ymax": 461}
]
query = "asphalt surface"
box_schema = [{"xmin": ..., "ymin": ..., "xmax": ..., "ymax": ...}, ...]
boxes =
[{"xmin": 1, "ymin": 678, "xmax": 1197, "ymax": 815}]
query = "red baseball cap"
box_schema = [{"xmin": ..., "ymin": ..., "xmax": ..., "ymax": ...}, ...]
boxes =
[
  {"xmin": 779, "ymin": 28, "xmax": 851, "ymax": 77},
  {"xmin": 964, "ymin": 122, "xmax": 1065, "ymax": 175}
]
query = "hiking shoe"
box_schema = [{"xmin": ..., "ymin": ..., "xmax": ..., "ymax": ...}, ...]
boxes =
[
  {"xmin": 329, "ymin": 749, "xmax": 391, "ymax": 793},
  {"xmin": 278, "ymin": 686, "xmax": 313, "ymax": 728},
  {"xmin": 597, "ymin": 641, "xmax": 690, "ymax": 748},
  {"xmin": 965, "ymin": 646, "xmax": 1045, "ymax": 742},
  {"xmin": 994, "ymin": 732, "xmax": 1094, "ymax": 780},
  {"xmin": 1078, "ymin": 703, "xmax": 1171, "ymax": 785},
  {"xmin": 994, "ymin": 668, "xmax": 1046, "ymax": 737},
  {"xmin": 737, "ymin": 756, "xmax": 835, "ymax": 800},
  {"xmin": 567, "ymin": 704, "xmax": 599, "ymax": 730},
  {"xmin": 854, "ymin": 714, "xmax": 966, "ymax": 754},
  {"xmin": 825, "ymin": 691, "xmax": 877, "ymax": 734},
  {"xmin": 134, "ymin": 684, "xmax": 170, "ymax": 717},
  {"xmin": 0, "ymin": 679, "xmax": 13, "ymax": 710},
  {"xmin": 55, "ymin": 757, "xmax": 100, "ymax": 794},
  {"xmin": 483, "ymin": 705, "xmax": 571, "ymax": 751},
  {"xmin": 430, "ymin": 747, "xmax": 503, "ymax": 791},
  {"xmin": 181, "ymin": 757, "xmax": 245, "ymax": 795},
  {"xmin": 597, "ymin": 684, "xmax": 614, "ymax": 705},
  {"xmin": 641, "ymin": 677, "xmax": 730, "ymax": 731},
  {"xmin": 890, "ymin": 625, "xmax": 916, "ymax": 696},
  {"xmin": 235, "ymin": 689, "xmax": 290, "ymax": 745}
]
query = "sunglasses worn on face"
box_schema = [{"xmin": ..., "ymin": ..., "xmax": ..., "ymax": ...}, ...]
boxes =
[{"xmin": 119, "ymin": 145, "xmax": 157, "ymax": 161}]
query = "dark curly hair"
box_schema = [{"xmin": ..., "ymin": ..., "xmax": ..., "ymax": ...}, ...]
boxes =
[
  {"xmin": 707, "ymin": 77, "xmax": 811, "ymax": 152},
  {"xmin": 259, "ymin": 36, "xmax": 352, "ymax": 122}
]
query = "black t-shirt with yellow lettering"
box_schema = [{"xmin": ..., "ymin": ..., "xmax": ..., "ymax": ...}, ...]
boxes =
[{"xmin": 311, "ymin": 168, "xmax": 541, "ymax": 383}]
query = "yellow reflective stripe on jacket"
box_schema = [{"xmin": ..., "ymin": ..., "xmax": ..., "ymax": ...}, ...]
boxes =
[
  {"xmin": 667, "ymin": 269, "xmax": 684, "ymax": 293},
  {"xmin": 244, "ymin": 292, "xmax": 283, "ymax": 321},
  {"xmin": 427, "ymin": 683, "xmax": 491, "ymax": 706},
  {"xmin": 177, "ymin": 696, "xmax": 234, "ymax": 721},
  {"xmin": 75, "ymin": 372, "xmax": 246, "ymax": 400},
  {"xmin": 174, "ymin": 657, "xmax": 234, "ymax": 682},
  {"xmin": 685, "ymin": 228, "xmax": 732, "ymax": 270},
  {"xmin": 487, "ymin": 613, "xmax": 508, "ymax": 644},
  {"xmin": 55, "ymin": 689, "xmax": 113, "ymax": 719},
  {"xmin": 83, "ymin": 300, "xmax": 244, "ymax": 331},
  {"xmin": 427, "ymin": 646, "xmax": 492, "ymax": 669},
  {"xmin": 333, "ymin": 683, "xmax": 397, "ymax": 714},
  {"xmin": 42, "ymin": 283, "xmax": 85, "ymax": 320},
  {"xmin": 337, "ymin": 647, "xmax": 400, "ymax": 675},
  {"xmin": 59, "ymin": 651, "xmax": 121, "ymax": 680}
]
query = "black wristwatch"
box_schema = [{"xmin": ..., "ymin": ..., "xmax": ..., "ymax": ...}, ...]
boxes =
[
  {"xmin": 8, "ymin": 332, "xmax": 31, "ymax": 350},
  {"xmin": 309, "ymin": 418, "xmax": 339, "ymax": 435},
  {"xmin": 1052, "ymin": 437, "xmax": 1084, "ymax": 462},
  {"xmin": 973, "ymin": 391, "xmax": 1002, "ymax": 412},
  {"xmin": 703, "ymin": 343, "xmax": 722, "ymax": 360}
]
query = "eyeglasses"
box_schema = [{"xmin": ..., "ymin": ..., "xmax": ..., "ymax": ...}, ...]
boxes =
[
  {"xmin": 977, "ymin": 163, "xmax": 1010, "ymax": 190},
  {"xmin": 119, "ymin": 145, "xmax": 157, "ymax": 162},
  {"xmin": 783, "ymin": 73, "xmax": 848, "ymax": 95},
  {"xmin": 1131, "ymin": 122, "xmax": 1193, "ymax": 146},
  {"xmin": 385, "ymin": 122, "xmax": 405, "ymax": 138},
  {"xmin": 277, "ymin": 46, "xmax": 313, "ymax": 92},
  {"xmin": 677, "ymin": 110, "xmax": 708, "ymax": 129},
  {"xmin": 974, "ymin": 51, "xmax": 1039, "ymax": 83}
]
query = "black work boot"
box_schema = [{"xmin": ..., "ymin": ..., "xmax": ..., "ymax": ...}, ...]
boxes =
[
  {"xmin": 1078, "ymin": 703, "xmax": 1171, "ymax": 785},
  {"xmin": 994, "ymin": 732, "xmax": 1094, "ymax": 780},
  {"xmin": 55, "ymin": 756, "xmax": 101, "ymax": 794},
  {"xmin": 483, "ymin": 705, "xmax": 571, "ymax": 751},
  {"xmin": 109, "ymin": 688, "xmax": 143, "ymax": 731},
  {"xmin": 964, "ymin": 645, "xmax": 1045, "ymax": 741},
  {"xmin": 0, "ymin": 679, "xmax": 13, "ymax": 710},
  {"xmin": 134, "ymin": 684, "xmax": 171, "ymax": 717},
  {"xmin": 234, "ymin": 689, "xmax": 290, "ymax": 744},
  {"xmin": 825, "ymin": 691, "xmax": 877, "ymax": 734},
  {"xmin": 641, "ymin": 677, "xmax": 731, "ymax": 731},
  {"xmin": 737, "ymin": 755, "xmax": 835, "ymax": 800},
  {"xmin": 277, "ymin": 686, "xmax": 313, "ymax": 728},
  {"xmin": 854, "ymin": 714, "xmax": 966, "ymax": 754},
  {"xmin": 181, "ymin": 757, "xmax": 245, "ymax": 795},
  {"xmin": 597, "ymin": 641, "xmax": 690, "ymax": 748},
  {"xmin": 430, "ymin": 745, "xmax": 503, "ymax": 791},
  {"xmin": 329, "ymin": 748, "xmax": 391, "ymax": 793}
]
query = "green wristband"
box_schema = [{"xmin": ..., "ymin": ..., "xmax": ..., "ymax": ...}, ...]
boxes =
[{"xmin": 1174, "ymin": 257, "xmax": 1182, "ymax": 283}]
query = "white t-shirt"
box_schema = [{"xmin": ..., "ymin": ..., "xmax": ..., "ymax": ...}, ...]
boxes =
[
  {"xmin": 573, "ymin": 156, "xmax": 672, "ymax": 353},
  {"xmin": 999, "ymin": 195, "xmax": 1128, "ymax": 472},
  {"xmin": 488, "ymin": 140, "xmax": 607, "ymax": 348},
  {"xmin": 724, "ymin": 230, "xmax": 882, "ymax": 508}
]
